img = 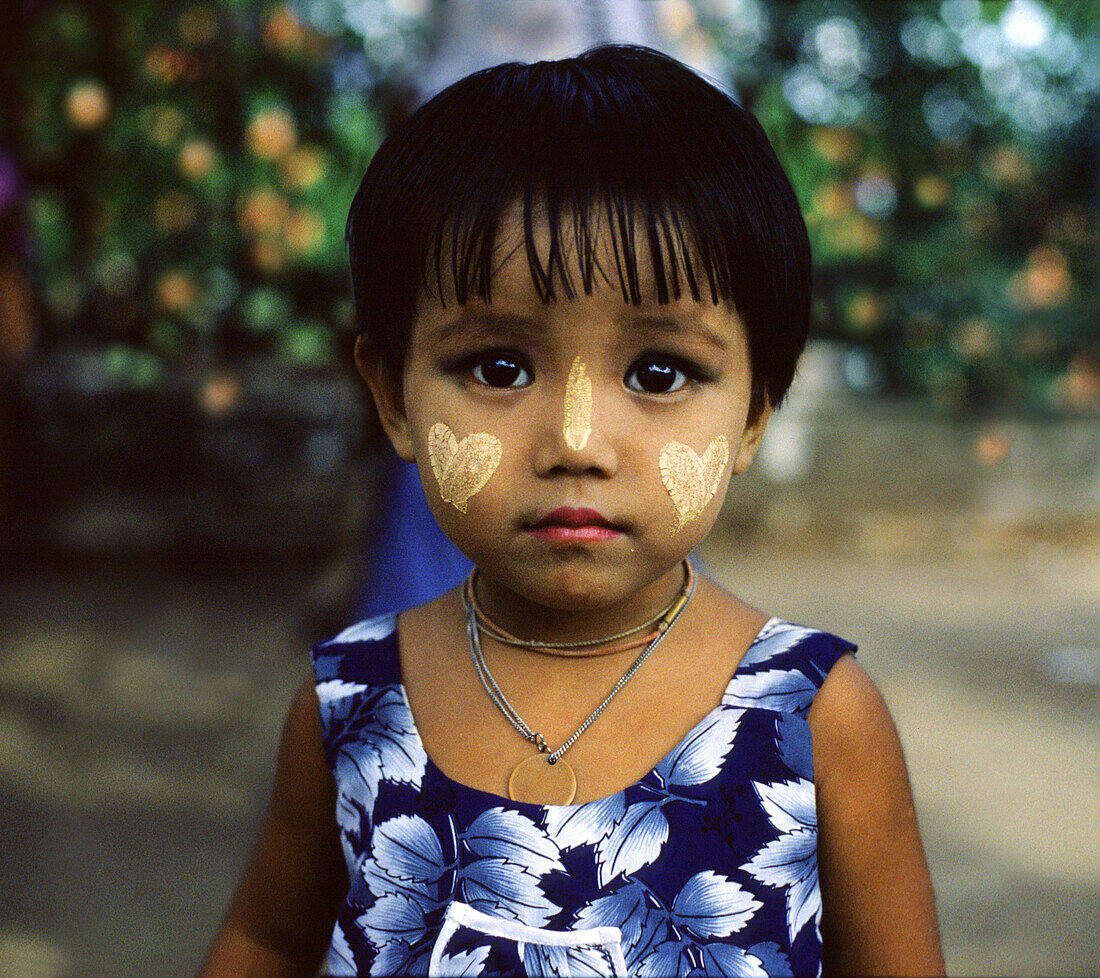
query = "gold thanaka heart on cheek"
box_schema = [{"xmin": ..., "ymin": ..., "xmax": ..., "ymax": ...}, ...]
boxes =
[
  {"xmin": 659, "ymin": 435, "xmax": 730, "ymax": 530},
  {"xmin": 428, "ymin": 422, "xmax": 502, "ymax": 513},
  {"xmin": 562, "ymin": 357, "xmax": 592, "ymax": 450}
]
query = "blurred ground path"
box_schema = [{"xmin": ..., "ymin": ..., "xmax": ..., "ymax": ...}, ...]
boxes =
[
  {"xmin": 1, "ymin": 541, "xmax": 1098, "ymax": 976},
  {"xmin": 0, "ymin": 556, "xmax": 313, "ymax": 977}
]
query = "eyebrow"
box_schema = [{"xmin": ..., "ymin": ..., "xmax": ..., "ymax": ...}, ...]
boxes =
[
  {"xmin": 620, "ymin": 313, "xmax": 731, "ymax": 352},
  {"xmin": 426, "ymin": 309, "xmax": 544, "ymax": 345},
  {"xmin": 426, "ymin": 306, "xmax": 733, "ymax": 352}
]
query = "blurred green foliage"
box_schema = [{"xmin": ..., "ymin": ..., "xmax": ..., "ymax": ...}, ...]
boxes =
[
  {"xmin": 5, "ymin": 1, "xmax": 388, "ymax": 386},
  {"xmin": 3, "ymin": 0, "xmax": 1098, "ymax": 413},
  {"xmin": 690, "ymin": 0, "xmax": 1098, "ymax": 413}
]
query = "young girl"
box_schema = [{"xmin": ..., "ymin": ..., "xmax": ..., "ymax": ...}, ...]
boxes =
[{"xmin": 199, "ymin": 45, "xmax": 943, "ymax": 977}]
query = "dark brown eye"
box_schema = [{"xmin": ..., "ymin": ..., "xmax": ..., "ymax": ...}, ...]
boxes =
[
  {"xmin": 626, "ymin": 357, "xmax": 686, "ymax": 394},
  {"xmin": 471, "ymin": 354, "xmax": 531, "ymax": 388}
]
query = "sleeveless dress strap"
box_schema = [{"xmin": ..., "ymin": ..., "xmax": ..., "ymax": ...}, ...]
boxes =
[
  {"xmin": 722, "ymin": 617, "xmax": 856, "ymax": 717},
  {"xmin": 312, "ymin": 612, "xmax": 401, "ymax": 686},
  {"xmin": 311, "ymin": 612, "xmax": 404, "ymax": 768}
]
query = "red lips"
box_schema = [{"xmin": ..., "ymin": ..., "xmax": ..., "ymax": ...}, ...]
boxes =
[
  {"xmin": 532, "ymin": 507, "xmax": 616, "ymax": 529},
  {"xmin": 527, "ymin": 507, "xmax": 622, "ymax": 541}
]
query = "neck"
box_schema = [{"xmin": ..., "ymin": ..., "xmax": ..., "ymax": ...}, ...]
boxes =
[{"xmin": 468, "ymin": 560, "xmax": 692, "ymax": 657}]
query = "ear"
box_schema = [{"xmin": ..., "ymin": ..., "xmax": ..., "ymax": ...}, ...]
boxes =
[
  {"xmin": 355, "ymin": 336, "xmax": 416, "ymax": 461},
  {"xmin": 731, "ymin": 401, "xmax": 772, "ymax": 475}
]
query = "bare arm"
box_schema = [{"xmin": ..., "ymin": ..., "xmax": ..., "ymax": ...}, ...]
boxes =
[
  {"xmin": 196, "ymin": 672, "xmax": 348, "ymax": 977},
  {"xmin": 810, "ymin": 655, "xmax": 945, "ymax": 977}
]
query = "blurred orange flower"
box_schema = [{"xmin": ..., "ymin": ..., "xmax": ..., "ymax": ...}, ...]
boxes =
[
  {"xmin": 975, "ymin": 430, "xmax": 1010, "ymax": 466},
  {"xmin": 157, "ymin": 271, "xmax": 199, "ymax": 312},
  {"xmin": 65, "ymin": 80, "xmax": 111, "ymax": 129},
  {"xmin": 142, "ymin": 104, "xmax": 185, "ymax": 146},
  {"xmin": 178, "ymin": 139, "xmax": 217, "ymax": 180},
  {"xmin": 1009, "ymin": 244, "xmax": 1071, "ymax": 309},
  {"xmin": 284, "ymin": 208, "xmax": 325, "ymax": 253},
  {"xmin": 279, "ymin": 146, "xmax": 327, "ymax": 190},
  {"xmin": 246, "ymin": 107, "xmax": 298, "ymax": 160},
  {"xmin": 177, "ymin": 5, "xmax": 220, "ymax": 46},
  {"xmin": 845, "ymin": 290, "xmax": 885, "ymax": 333},
  {"xmin": 953, "ymin": 317, "xmax": 999, "ymax": 360},
  {"xmin": 250, "ymin": 238, "xmax": 286, "ymax": 273},
  {"xmin": 239, "ymin": 188, "xmax": 290, "ymax": 235},
  {"xmin": 144, "ymin": 45, "xmax": 193, "ymax": 84},
  {"xmin": 914, "ymin": 174, "xmax": 951, "ymax": 209},
  {"xmin": 811, "ymin": 180, "xmax": 853, "ymax": 220},
  {"xmin": 198, "ymin": 371, "xmax": 241, "ymax": 416},
  {"xmin": 812, "ymin": 126, "xmax": 860, "ymax": 164},
  {"xmin": 983, "ymin": 144, "xmax": 1032, "ymax": 186},
  {"xmin": 1059, "ymin": 352, "xmax": 1100, "ymax": 412}
]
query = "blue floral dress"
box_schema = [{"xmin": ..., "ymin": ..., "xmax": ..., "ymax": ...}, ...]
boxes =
[{"xmin": 312, "ymin": 613, "xmax": 855, "ymax": 977}]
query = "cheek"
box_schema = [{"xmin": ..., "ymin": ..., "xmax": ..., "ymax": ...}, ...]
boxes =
[
  {"xmin": 657, "ymin": 434, "xmax": 730, "ymax": 531},
  {"xmin": 425, "ymin": 422, "xmax": 503, "ymax": 515}
]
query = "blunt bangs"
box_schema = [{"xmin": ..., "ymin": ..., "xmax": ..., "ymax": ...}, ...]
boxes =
[{"xmin": 347, "ymin": 45, "xmax": 811, "ymax": 410}]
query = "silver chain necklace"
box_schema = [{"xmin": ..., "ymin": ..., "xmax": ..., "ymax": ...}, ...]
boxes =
[{"xmin": 464, "ymin": 561, "xmax": 695, "ymax": 804}]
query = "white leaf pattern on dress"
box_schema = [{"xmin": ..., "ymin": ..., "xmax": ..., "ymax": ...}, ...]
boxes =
[
  {"xmin": 317, "ymin": 616, "xmax": 846, "ymax": 975},
  {"xmin": 573, "ymin": 879, "xmax": 665, "ymax": 972},
  {"xmin": 721, "ymin": 668, "xmax": 819, "ymax": 716},
  {"xmin": 316, "ymin": 678, "xmax": 368, "ymax": 704},
  {"xmin": 433, "ymin": 945, "xmax": 492, "ymax": 976},
  {"xmin": 543, "ymin": 794, "xmax": 626, "ymax": 850},
  {"xmin": 741, "ymin": 779, "xmax": 821, "ymax": 944},
  {"xmin": 654, "ymin": 707, "xmax": 742, "ymax": 786},
  {"xmin": 328, "ymin": 614, "xmax": 399, "ymax": 645},
  {"xmin": 323, "ymin": 685, "xmax": 427, "ymax": 851},
  {"xmin": 459, "ymin": 855, "xmax": 560, "ymax": 926},
  {"xmin": 522, "ymin": 942, "xmax": 620, "ymax": 977},
  {"xmin": 361, "ymin": 809, "xmax": 564, "ymax": 963},
  {"xmin": 323, "ymin": 921, "xmax": 356, "ymax": 977},
  {"xmin": 595, "ymin": 800, "xmax": 670, "ymax": 886},
  {"xmin": 698, "ymin": 943, "xmax": 770, "ymax": 977},
  {"xmin": 572, "ymin": 871, "xmax": 768, "ymax": 976},
  {"xmin": 566, "ymin": 707, "xmax": 743, "ymax": 886},
  {"xmin": 361, "ymin": 892, "xmax": 429, "ymax": 946},
  {"xmin": 636, "ymin": 939, "xmax": 694, "ymax": 976},
  {"xmin": 774, "ymin": 714, "xmax": 814, "ymax": 782},
  {"xmin": 738, "ymin": 622, "xmax": 817, "ymax": 670},
  {"xmin": 670, "ymin": 871, "xmax": 761, "ymax": 937},
  {"xmin": 368, "ymin": 814, "xmax": 447, "ymax": 886},
  {"xmin": 464, "ymin": 807, "xmax": 565, "ymax": 878},
  {"xmin": 755, "ymin": 777, "xmax": 815, "ymax": 834},
  {"xmin": 369, "ymin": 938, "xmax": 430, "ymax": 977}
]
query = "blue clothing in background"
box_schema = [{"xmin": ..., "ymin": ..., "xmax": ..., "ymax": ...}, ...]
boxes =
[{"xmin": 357, "ymin": 448, "xmax": 472, "ymax": 618}]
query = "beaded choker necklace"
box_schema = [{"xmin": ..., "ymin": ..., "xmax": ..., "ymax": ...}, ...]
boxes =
[{"xmin": 465, "ymin": 561, "xmax": 691, "ymax": 657}]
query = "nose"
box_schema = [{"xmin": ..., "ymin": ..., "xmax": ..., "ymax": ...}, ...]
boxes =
[{"xmin": 533, "ymin": 364, "xmax": 618, "ymax": 478}]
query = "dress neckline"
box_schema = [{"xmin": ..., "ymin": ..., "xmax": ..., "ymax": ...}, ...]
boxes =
[{"xmin": 394, "ymin": 615, "xmax": 784, "ymax": 812}]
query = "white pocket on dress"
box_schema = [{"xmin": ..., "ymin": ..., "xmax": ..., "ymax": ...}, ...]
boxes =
[{"xmin": 428, "ymin": 901, "xmax": 627, "ymax": 977}]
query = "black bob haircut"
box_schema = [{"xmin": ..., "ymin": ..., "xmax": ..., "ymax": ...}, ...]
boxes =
[{"xmin": 347, "ymin": 44, "xmax": 811, "ymax": 416}]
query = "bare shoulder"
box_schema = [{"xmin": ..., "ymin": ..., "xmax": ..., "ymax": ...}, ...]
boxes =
[
  {"xmin": 808, "ymin": 654, "xmax": 945, "ymax": 977},
  {"xmin": 809, "ymin": 653, "xmax": 902, "ymax": 780}
]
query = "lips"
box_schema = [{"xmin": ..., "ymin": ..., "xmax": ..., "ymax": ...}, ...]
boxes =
[
  {"xmin": 532, "ymin": 507, "xmax": 617, "ymax": 529},
  {"xmin": 527, "ymin": 507, "xmax": 623, "ymax": 541}
]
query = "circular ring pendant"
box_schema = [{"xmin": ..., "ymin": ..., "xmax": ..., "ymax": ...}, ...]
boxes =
[{"xmin": 507, "ymin": 754, "xmax": 577, "ymax": 805}]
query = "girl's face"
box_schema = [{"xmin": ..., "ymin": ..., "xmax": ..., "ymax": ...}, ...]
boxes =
[{"xmin": 361, "ymin": 214, "xmax": 770, "ymax": 615}]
